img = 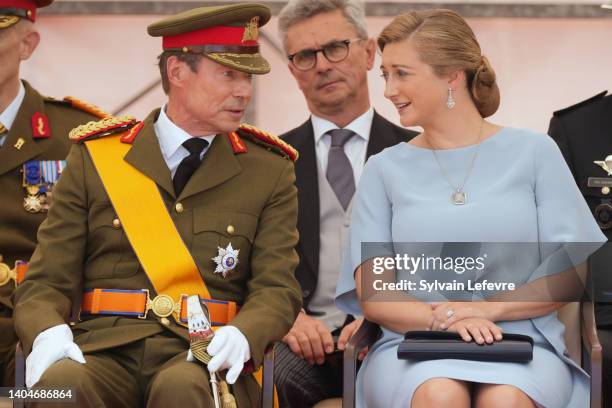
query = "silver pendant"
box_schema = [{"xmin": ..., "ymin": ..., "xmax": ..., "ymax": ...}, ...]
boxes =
[{"xmin": 452, "ymin": 190, "xmax": 466, "ymax": 205}]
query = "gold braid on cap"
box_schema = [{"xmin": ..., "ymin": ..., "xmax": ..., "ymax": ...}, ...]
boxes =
[
  {"xmin": 69, "ymin": 115, "xmax": 138, "ymax": 143},
  {"xmin": 237, "ymin": 123, "xmax": 298, "ymax": 161},
  {"xmin": 0, "ymin": 15, "xmax": 20, "ymax": 29},
  {"xmin": 63, "ymin": 96, "xmax": 111, "ymax": 119},
  {"xmin": 205, "ymin": 53, "xmax": 270, "ymax": 74}
]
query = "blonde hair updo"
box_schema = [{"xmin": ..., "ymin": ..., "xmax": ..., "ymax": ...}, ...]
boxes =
[{"xmin": 378, "ymin": 9, "xmax": 500, "ymax": 118}]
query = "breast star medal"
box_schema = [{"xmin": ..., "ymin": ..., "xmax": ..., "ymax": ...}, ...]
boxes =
[
  {"xmin": 594, "ymin": 155, "xmax": 612, "ymax": 176},
  {"xmin": 212, "ymin": 243, "xmax": 239, "ymax": 278}
]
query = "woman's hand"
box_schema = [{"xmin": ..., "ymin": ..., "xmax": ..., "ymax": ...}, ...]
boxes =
[
  {"xmin": 446, "ymin": 317, "xmax": 503, "ymax": 344},
  {"xmin": 428, "ymin": 302, "xmax": 494, "ymax": 331}
]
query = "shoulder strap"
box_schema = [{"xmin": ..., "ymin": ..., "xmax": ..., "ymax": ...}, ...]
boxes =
[
  {"xmin": 237, "ymin": 123, "xmax": 299, "ymax": 161},
  {"xmin": 63, "ymin": 96, "xmax": 111, "ymax": 119}
]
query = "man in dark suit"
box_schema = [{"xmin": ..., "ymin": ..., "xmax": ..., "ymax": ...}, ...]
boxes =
[
  {"xmin": 275, "ymin": 1, "xmax": 417, "ymax": 406},
  {"xmin": 548, "ymin": 90, "xmax": 612, "ymax": 408}
]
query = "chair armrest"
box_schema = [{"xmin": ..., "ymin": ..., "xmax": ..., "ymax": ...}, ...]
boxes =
[
  {"xmin": 342, "ymin": 320, "xmax": 381, "ymax": 408},
  {"xmin": 261, "ymin": 343, "xmax": 275, "ymax": 408},
  {"xmin": 581, "ymin": 301, "xmax": 602, "ymax": 408}
]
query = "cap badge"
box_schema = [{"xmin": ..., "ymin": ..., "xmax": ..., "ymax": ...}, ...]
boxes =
[{"xmin": 242, "ymin": 16, "xmax": 259, "ymax": 43}]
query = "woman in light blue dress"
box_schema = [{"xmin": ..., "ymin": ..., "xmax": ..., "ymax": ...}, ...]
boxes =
[{"xmin": 335, "ymin": 9, "xmax": 606, "ymax": 408}]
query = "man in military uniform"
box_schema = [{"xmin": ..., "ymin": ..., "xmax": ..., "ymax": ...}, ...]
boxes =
[
  {"xmin": 13, "ymin": 3, "xmax": 302, "ymax": 407},
  {"xmin": 548, "ymin": 91, "xmax": 612, "ymax": 407},
  {"xmin": 0, "ymin": 0, "xmax": 106, "ymax": 387}
]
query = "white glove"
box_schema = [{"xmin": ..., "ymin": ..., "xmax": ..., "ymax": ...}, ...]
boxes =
[
  {"xmin": 207, "ymin": 325, "xmax": 250, "ymax": 384},
  {"xmin": 26, "ymin": 324, "xmax": 86, "ymax": 388}
]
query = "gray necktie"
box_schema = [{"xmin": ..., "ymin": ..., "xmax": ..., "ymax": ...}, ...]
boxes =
[{"xmin": 326, "ymin": 129, "xmax": 356, "ymax": 210}]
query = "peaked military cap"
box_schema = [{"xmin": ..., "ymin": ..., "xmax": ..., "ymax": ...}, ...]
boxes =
[
  {"xmin": 147, "ymin": 3, "xmax": 271, "ymax": 74},
  {"xmin": 0, "ymin": 0, "xmax": 52, "ymax": 29}
]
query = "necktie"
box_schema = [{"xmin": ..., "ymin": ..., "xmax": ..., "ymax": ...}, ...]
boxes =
[
  {"xmin": 326, "ymin": 129, "xmax": 356, "ymax": 210},
  {"xmin": 0, "ymin": 122, "xmax": 8, "ymax": 147},
  {"xmin": 173, "ymin": 138, "xmax": 209, "ymax": 196}
]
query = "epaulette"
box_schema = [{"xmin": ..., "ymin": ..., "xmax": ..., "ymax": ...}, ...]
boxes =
[
  {"xmin": 69, "ymin": 116, "xmax": 138, "ymax": 143},
  {"xmin": 63, "ymin": 96, "xmax": 111, "ymax": 119},
  {"xmin": 553, "ymin": 91, "xmax": 607, "ymax": 117},
  {"xmin": 235, "ymin": 123, "xmax": 298, "ymax": 162}
]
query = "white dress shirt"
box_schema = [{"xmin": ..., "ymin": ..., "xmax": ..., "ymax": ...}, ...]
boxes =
[
  {"xmin": 154, "ymin": 105, "xmax": 216, "ymax": 178},
  {"xmin": 0, "ymin": 81, "xmax": 25, "ymax": 147},
  {"xmin": 311, "ymin": 107, "xmax": 373, "ymax": 184}
]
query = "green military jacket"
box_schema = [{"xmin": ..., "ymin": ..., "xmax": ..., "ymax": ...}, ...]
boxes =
[
  {"xmin": 0, "ymin": 80, "xmax": 101, "ymax": 308},
  {"xmin": 13, "ymin": 109, "xmax": 302, "ymax": 371}
]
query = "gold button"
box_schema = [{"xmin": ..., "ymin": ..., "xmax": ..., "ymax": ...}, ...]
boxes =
[
  {"xmin": 112, "ymin": 218, "xmax": 121, "ymax": 229},
  {"xmin": 175, "ymin": 203, "xmax": 184, "ymax": 213},
  {"xmin": 160, "ymin": 317, "xmax": 170, "ymax": 326},
  {"xmin": 227, "ymin": 225, "xmax": 235, "ymax": 235},
  {"xmin": 602, "ymin": 186, "xmax": 610, "ymax": 195}
]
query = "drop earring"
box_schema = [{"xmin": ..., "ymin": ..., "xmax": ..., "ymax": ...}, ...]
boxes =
[{"xmin": 446, "ymin": 88, "xmax": 456, "ymax": 109}]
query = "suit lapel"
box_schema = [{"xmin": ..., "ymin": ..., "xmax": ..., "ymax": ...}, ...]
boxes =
[
  {"xmin": 292, "ymin": 119, "xmax": 320, "ymax": 276},
  {"xmin": 366, "ymin": 110, "xmax": 402, "ymax": 159},
  {"xmin": 178, "ymin": 132, "xmax": 242, "ymax": 201},
  {"xmin": 123, "ymin": 109, "xmax": 175, "ymax": 198},
  {"xmin": 0, "ymin": 82, "xmax": 43, "ymax": 176}
]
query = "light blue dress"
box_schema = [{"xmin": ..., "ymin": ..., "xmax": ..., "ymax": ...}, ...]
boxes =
[{"xmin": 335, "ymin": 127, "xmax": 606, "ymax": 408}]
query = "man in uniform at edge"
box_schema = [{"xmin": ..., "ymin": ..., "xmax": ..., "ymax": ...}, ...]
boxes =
[
  {"xmin": 0, "ymin": 0, "xmax": 106, "ymax": 387},
  {"xmin": 13, "ymin": 3, "xmax": 302, "ymax": 407},
  {"xmin": 548, "ymin": 91, "xmax": 612, "ymax": 407}
]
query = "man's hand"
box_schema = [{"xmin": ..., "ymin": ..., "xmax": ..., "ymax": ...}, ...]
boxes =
[
  {"xmin": 207, "ymin": 325, "xmax": 250, "ymax": 384},
  {"xmin": 336, "ymin": 317, "xmax": 367, "ymax": 360},
  {"xmin": 26, "ymin": 324, "xmax": 86, "ymax": 388},
  {"xmin": 282, "ymin": 311, "xmax": 334, "ymax": 365}
]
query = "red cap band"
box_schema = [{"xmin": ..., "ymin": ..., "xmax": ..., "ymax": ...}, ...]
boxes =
[
  {"xmin": 1, "ymin": 0, "xmax": 37, "ymax": 21},
  {"xmin": 162, "ymin": 26, "xmax": 258, "ymax": 50}
]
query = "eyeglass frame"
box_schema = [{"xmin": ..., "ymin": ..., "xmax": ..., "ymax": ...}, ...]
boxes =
[{"xmin": 287, "ymin": 38, "xmax": 366, "ymax": 71}]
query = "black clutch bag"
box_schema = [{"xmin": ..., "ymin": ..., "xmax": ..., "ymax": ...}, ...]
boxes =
[{"xmin": 397, "ymin": 331, "xmax": 533, "ymax": 363}]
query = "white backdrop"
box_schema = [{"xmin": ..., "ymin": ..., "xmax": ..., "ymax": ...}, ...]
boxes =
[{"xmin": 22, "ymin": 13, "xmax": 612, "ymax": 135}]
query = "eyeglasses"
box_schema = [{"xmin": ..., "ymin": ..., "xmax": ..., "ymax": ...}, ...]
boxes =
[{"xmin": 288, "ymin": 39, "xmax": 364, "ymax": 71}]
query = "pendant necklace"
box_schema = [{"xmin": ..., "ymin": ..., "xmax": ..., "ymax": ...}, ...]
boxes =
[{"xmin": 426, "ymin": 119, "xmax": 484, "ymax": 205}]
